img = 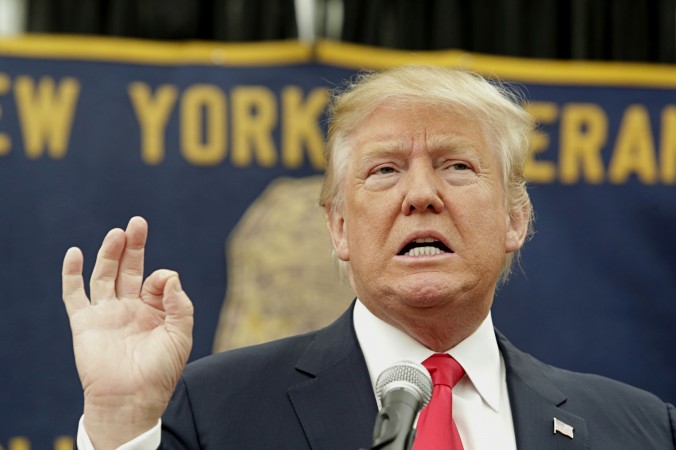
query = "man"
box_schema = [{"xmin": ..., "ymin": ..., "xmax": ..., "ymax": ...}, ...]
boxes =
[{"xmin": 62, "ymin": 66, "xmax": 675, "ymax": 449}]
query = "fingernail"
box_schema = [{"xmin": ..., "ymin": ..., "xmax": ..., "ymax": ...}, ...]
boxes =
[{"xmin": 172, "ymin": 277, "xmax": 183, "ymax": 293}]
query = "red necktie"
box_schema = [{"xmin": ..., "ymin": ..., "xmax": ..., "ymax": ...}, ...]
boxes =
[{"xmin": 413, "ymin": 353, "xmax": 466, "ymax": 450}]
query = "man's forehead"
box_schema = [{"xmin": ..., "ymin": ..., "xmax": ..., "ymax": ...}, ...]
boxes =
[
  {"xmin": 354, "ymin": 133, "xmax": 481, "ymax": 158},
  {"xmin": 352, "ymin": 100, "xmax": 480, "ymax": 133},
  {"xmin": 348, "ymin": 106, "xmax": 486, "ymax": 157}
]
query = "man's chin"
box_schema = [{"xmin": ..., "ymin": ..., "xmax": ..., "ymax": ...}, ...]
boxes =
[
  {"xmin": 391, "ymin": 277, "xmax": 469, "ymax": 308},
  {"xmin": 353, "ymin": 269, "xmax": 489, "ymax": 311}
]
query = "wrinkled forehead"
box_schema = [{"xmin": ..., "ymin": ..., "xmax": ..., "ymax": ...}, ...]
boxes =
[{"xmin": 344, "ymin": 100, "xmax": 495, "ymax": 161}]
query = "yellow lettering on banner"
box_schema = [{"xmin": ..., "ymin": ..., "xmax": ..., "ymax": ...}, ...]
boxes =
[
  {"xmin": 608, "ymin": 105, "xmax": 658, "ymax": 184},
  {"xmin": 180, "ymin": 84, "xmax": 226, "ymax": 166},
  {"xmin": 54, "ymin": 436, "xmax": 73, "ymax": 450},
  {"xmin": 660, "ymin": 106, "xmax": 676, "ymax": 183},
  {"xmin": 128, "ymin": 82, "xmax": 178, "ymax": 165},
  {"xmin": 0, "ymin": 436, "xmax": 73, "ymax": 450},
  {"xmin": 0, "ymin": 73, "xmax": 11, "ymax": 155},
  {"xmin": 282, "ymin": 86, "xmax": 329, "ymax": 169},
  {"xmin": 0, "ymin": 73, "xmax": 8, "ymax": 92},
  {"xmin": 14, "ymin": 76, "xmax": 80, "ymax": 159},
  {"xmin": 559, "ymin": 103, "xmax": 607, "ymax": 184},
  {"xmin": 231, "ymin": 86, "xmax": 277, "ymax": 167},
  {"xmin": 6, "ymin": 437, "xmax": 29, "ymax": 450},
  {"xmin": 524, "ymin": 102, "xmax": 558, "ymax": 183}
]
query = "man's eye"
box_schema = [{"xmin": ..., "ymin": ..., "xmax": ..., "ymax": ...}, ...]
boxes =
[
  {"xmin": 374, "ymin": 166, "xmax": 396, "ymax": 175},
  {"xmin": 450, "ymin": 163, "xmax": 470, "ymax": 171}
]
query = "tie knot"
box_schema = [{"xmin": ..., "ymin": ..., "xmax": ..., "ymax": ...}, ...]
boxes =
[{"xmin": 422, "ymin": 353, "xmax": 465, "ymax": 388}]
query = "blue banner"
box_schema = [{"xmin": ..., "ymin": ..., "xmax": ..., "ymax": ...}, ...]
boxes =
[{"xmin": 0, "ymin": 36, "xmax": 674, "ymax": 448}]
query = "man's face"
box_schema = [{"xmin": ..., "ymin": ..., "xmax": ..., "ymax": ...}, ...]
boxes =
[{"xmin": 327, "ymin": 101, "xmax": 527, "ymax": 332}]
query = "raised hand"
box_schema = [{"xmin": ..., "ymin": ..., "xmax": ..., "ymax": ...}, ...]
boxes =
[{"xmin": 62, "ymin": 217, "xmax": 193, "ymax": 449}]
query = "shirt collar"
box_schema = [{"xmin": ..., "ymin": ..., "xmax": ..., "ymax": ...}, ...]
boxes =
[{"xmin": 353, "ymin": 299, "xmax": 503, "ymax": 412}]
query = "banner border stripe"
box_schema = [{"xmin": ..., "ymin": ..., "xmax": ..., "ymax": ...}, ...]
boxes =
[
  {"xmin": 314, "ymin": 40, "xmax": 676, "ymax": 89},
  {"xmin": 0, "ymin": 34, "xmax": 313, "ymax": 66},
  {"xmin": 1, "ymin": 35, "xmax": 676, "ymax": 89}
]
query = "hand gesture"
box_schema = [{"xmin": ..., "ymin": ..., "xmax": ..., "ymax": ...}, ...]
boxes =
[{"xmin": 62, "ymin": 217, "xmax": 193, "ymax": 448}]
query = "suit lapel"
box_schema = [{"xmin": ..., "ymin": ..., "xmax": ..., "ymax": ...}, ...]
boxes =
[
  {"xmin": 288, "ymin": 305, "xmax": 378, "ymax": 450},
  {"xmin": 497, "ymin": 332, "xmax": 590, "ymax": 450},
  {"xmin": 286, "ymin": 311, "xmax": 594, "ymax": 449}
]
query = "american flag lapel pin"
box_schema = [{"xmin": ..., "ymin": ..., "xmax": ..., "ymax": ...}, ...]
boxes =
[{"xmin": 553, "ymin": 418, "xmax": 574, "ymax": 439}]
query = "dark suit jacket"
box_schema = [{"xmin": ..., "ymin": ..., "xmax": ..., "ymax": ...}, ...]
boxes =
[{"xmin": 161, "ymin": 305, "xmax": 676, "ymax": 449}]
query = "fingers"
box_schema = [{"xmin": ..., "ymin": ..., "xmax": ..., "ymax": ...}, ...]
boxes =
[
  {"xmin": 140, "ymin": 269, "xmax": 178, "ymax": 310},
  {"xmin": 89, "ymin": 227, "xmax": 126, "ymax": 304},
  {"xmin": 116, "ymin": 217, "xmax": 148, "ymax": 299},
  {"xmin": 62, "ymin": 247, "xmax": 89, "ymax": 316},
  {"xmin": 142, "ymin": 271, "xmax": 194, "ymax": 338}
]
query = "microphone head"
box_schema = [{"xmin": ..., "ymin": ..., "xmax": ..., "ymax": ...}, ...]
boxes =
[{"xmin": 375, "ymin": 361, "xmax": 433, "ymax": 407}]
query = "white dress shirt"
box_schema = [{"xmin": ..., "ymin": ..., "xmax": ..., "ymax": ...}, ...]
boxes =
[
  {"xmin": 77, "ymin": 416, "xmax": 160, "ymax": 450},
  {"xmin": 353, "ymin": 300, "xmax": 517, "ymax": 450},
  {"xmin": 79, "ymin": 300, "xmax": 517, "ymax": 449}
]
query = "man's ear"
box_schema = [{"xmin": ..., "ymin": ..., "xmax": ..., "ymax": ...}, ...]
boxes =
[
  {"xmin": 325, "ymin": 206, "xmax": 350, "ymax": 261},
  {"xmin": 505, "ymin": 200, "xmax": 532, "ymax": 253}
]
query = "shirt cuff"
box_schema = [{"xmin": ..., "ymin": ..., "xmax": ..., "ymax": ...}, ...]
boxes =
[{"xmin": 77, "ymin": 415, "xmax": 161, "ymax": 450}]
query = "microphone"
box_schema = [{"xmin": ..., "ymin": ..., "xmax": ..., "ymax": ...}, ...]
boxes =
[{"xmin": 363, "ymin": 361, "xmax": 433, "ymax": 450}]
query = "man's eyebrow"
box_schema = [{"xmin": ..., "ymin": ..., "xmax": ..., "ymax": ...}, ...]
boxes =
[
  {"xmin": 355, "ymin": 134, "xmax": 480, "ymax": 168},
  {"xmin": 356, "ymin": 139, "xmax": 408, "ymax": 165},
  {"xmin": 427, "ymin": 134, "xmax": 479, "ymax": 153}
]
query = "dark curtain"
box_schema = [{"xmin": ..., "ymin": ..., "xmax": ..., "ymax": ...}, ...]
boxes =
[
  {"xmin": 340, "ymin": 0, "xmax": 675, "ymax": 62},
  {"xmin": 26, "ymin": 0, "xmax": 298, "ymax": 41},
  {"xmin": 26, "ymin": 0, "xmax": 676, "ymax": 62},
  {"xmin": 570, "ymin": 0, "xmax": 676, "ymax": 62}
]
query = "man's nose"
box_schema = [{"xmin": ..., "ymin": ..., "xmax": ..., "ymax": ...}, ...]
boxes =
[{"xmin": 401, "ymin": 168, "xmax": 444, "ymax": 215}]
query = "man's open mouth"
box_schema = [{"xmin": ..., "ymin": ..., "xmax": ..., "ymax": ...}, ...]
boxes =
[{"xmin": 398, "ymin": 238, "xmax": 452, "ymax": 257}]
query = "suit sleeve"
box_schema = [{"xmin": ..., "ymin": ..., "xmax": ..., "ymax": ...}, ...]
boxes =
[{"xmin": 159, "ymin": 377, "xmax": 201, "ymax": 449}]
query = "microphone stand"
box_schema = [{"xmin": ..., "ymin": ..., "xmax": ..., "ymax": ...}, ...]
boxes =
[{"xmin": 361, "ymin": 388, "xmax": 420, "ymax": 450}]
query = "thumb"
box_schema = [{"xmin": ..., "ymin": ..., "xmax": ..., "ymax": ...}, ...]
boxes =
[{"xmin": 162, "ymin": 276, "xmax": 194, "ymax": 347}]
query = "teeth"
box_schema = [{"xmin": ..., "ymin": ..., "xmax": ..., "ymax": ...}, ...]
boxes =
[
  {"xmin": 405, "ymin": 246, "xmax": 444, "ymax": 257},
  {"xmin": 413, "ymin": 238, "xmax": 438, "ymax": 244}
]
